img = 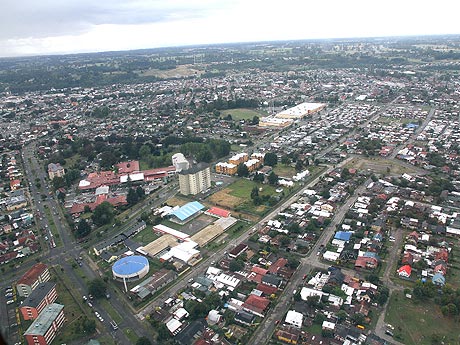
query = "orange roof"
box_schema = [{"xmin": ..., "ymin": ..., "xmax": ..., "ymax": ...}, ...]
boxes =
[
  {"xmin": 18, "ymin": 263, "xmax": 48, "ymax": 286},
  {"xmin": 207, "ymin": 207, "xmax": 231, "ymax": 218},
  {"xmin": 115, "ymin": 161, "xmax": 140, "ymax": 174}
]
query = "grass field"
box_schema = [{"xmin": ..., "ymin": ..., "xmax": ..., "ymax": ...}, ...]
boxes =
[
  {"xmin": 273, "ymin": 165, "xmax": 296, "ymax": 178},
  {"xmin": 132, "ymin": 226, "xmax": 159, "ymax": 245},
  {"xmin": 221, "ymin": 108, "xmax": 263, "ymax": 121},
  {"xmin": 140, "ymin": 64, "xmax": 203, "ymax": 78},
  {"xmin": 208, "ymin": 179, "xmax": 276, "ymax": 216},
  {"xmin": 385, "ymin": 290, "xmax": 460, "ymax": 344},
  {"xmin": 345, "ymin": 157, "xmax": 421, "ymax": 176},
  {"xmin": 124, "ymin": 328, "xmax": 139, "ymax": 344}
]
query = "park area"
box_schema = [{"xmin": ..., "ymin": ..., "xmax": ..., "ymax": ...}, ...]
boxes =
[
  {"xmin": 220, "ymin": 108, "xmax": 264, "ymax": 121},
  {"xmin": 345, "ymin": 156, "xmax": 421, "ymax": 176},
  {"xmin": 208, "ymin": 179, "xmax": 277, "ymax": 217},
  {"xmin": 385, "ymin": 290, "xmax": 460, "ymax": 344}
]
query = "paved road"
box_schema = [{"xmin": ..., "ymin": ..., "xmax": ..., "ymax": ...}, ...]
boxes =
[{"xmin": 250, "ymin": 174, "xmax": 370, "ymax": 345}]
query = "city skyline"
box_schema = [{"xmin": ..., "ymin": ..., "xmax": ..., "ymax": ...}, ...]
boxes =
[{"xmin": 1, "ymin": 0, "xmax": 460, "ymax": 58}]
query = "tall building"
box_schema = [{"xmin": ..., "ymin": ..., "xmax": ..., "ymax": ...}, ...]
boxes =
[
  {"xmin": 20, "ymin": 282, "xmax": 58, "ymax": 321},
  {"xmin": 178, "ymin": 163, "xmax": 211, "ymax": 195},
  {"xmin": 172, "ymin": 153, "xmax": 190, "ymax": 172},
  {"xmin": 17, "ymin": 263, "xmax": 51, "ymax": 297},
  {"xmin": 24, "ymin": 303, "xmax": 65, "ymax": 345}
]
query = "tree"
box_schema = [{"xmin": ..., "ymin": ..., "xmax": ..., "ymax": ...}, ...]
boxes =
[
  {"xmin": 81, "ymin": 317, "xmax": 96, "ymax": 334},
  {"xmin": 76, "ymin": 219, "xmax": 91, "ymax": 238},
  {"xmin": 92, "ymin": 202, "xmax": 114, "ymax": 226},
  {"xmin": 295, "ymin": 160, "xmax": 303, "ymax": 172},
  {"xmin": 264, "ymin": 152, "xmax": 278, "ymax": 167},
  {"xmin": 136, "ymin": 337, "xmax": 152, "ymax": 345},
  {"xmin": 127, "ymin": 188, "xmax": 140, "ymax": 205},
  {"xmin": 229, "ymin": 259, "xmax": 244, "ymax": 272},
  {"xmin": 88, "ymin": 278, "xmax": 107, "ymax": 299},
  {"xmin": 268, "ymin": 172, "xmax": 278, "ymax": 185},
  {"xmin": 139, "ymin": 145, "xmax": 151, "ymax": 160},
  {"xmin": 237, "ymin": 163, "xmax": 249, "ymax": 177},
  {"xmin": 251, "ymin": 186, "xmax": 259, "ymax": 199},
  {"xmin": 281, "ymin": 155, "xmax": 291, "ymax": 166},
  {"xmin": 157, "ymin": 324, "xmax": 171, "ymax": 341},
  {"xmin": 136, "ymin": 186, "xmax": 145, "ymax": 199}
]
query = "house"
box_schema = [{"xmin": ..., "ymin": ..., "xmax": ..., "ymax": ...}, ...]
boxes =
[
  {"xmin": 355, "ymin": 256, "xmax": 378, "ymax": 270},
  {"xmin": 261, "ymin": 274, "xmax": 283, "ymax": 288},
  {"xmin": 397, "ymin": 265, "xmax": 412, "ymax": 278},
  {"xmin": 285, "ymin": 310, "xmax": 303, "ymax": 329},
  {"xmin": 242, "ymin": 295, "xmax": 270, "ymax": 317},
  {"xmin": 432, "ymin": 272, "xmax": 446, "ymax": 286},
  {"xmin": 48, "ymin": 163, "xmax": 65, "ymax": 179},
  {"xmin": 401, "ymin": 252, "xmax": 414, "ymax": 266},
  {"xmin": 275, "ymin": 325, "xmax": 301, "ymax": 344},
  {"xmin": 229, "ymin": 243, "xmax": 248, "ymax": 258},
  {"xmin": 234, "ymin": 310, "xmax": 255, "ymax": 326}
]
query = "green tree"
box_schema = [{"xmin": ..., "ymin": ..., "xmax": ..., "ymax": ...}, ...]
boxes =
[
  {"xmin": 268, "ymin": 171, "xmax": 278, "ymax": 185},
  {"xmin": 157, "ymin": 323, "xmax": 171, "ymax": 341},
  {"xmin": 76, "ymin": 219, "xmax": 91, "ymax": 238},
  {"xmin": 281, "ymin": 155, "xmax": 291, "ymax": 166},
  {"xmin": 88, "ymin": 278, "xmax": 107, "ymax": 299},
  {"xmin": 139, "ymin": 145, "xmax": 151, "ymax": 160},
  {"xmin": 136, "ymin": 336, "xmax": 152, "ymax": 345},
  {"xmin": 81, "ymin": 317, "xmax": 96, "ymax": 334},
  {"xmin": 237, "ymin": 163, "xmax": 249, "ymax": 177},
  {"xmin": 264, "ymin": 152, "xmax": 278, "ymax": 167},
  {"xmin": 127, "ymin": 188, "xmax": 139, "ymax": 205},
  {"xmin": 92, "ymin": 202, "xmax": 114, "ymax": 226},
  {"xmin": 229, "ymin": 259, "xmax": 244, "ymax": 272}
]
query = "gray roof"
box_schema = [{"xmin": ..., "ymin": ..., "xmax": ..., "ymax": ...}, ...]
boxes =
[
  {"xmin": 22, "ymin": 282, "xmax": 56, "ymax": 308},
  {"xmin": 24, "ymin": 303, "xmax": 64, "ymax": 336},
  {"xmin": 178, "ymin": 163, "xmax": 210, "ymax": 175}
]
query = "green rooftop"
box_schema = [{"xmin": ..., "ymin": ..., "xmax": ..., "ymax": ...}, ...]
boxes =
[{"xmin": 24, "ymin": 303, "xmax": 64, "ymax": 336}]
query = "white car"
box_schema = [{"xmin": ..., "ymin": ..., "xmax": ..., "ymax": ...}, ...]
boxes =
[
  {"xmin": 6, "ymin": 300, "xmax": 14, "ymax": 305},
  {"xmin": 94, "ymin": 311, "xmax": 100, "ymax": 318}
]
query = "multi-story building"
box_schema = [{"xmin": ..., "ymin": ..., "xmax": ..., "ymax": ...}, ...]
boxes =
[
  {"xmin": 47, "ymin": 163, "xmax": 65, "ymax": 180},
  {"xmin": 178, "ymin": 163, "xmax": 211, "ymax": 195},
  {"xmin": 228, "ymin": 153, "xmax": 248, "ymax": 166},
  {"xmin": 215, "ymin": 162, "xmax": 237, "ymax": 175},
  {"xmin": 17, "ymin": 263, "xmax": 51, "ymax": 297},
  {"xmin": 24, "ymin": 303, "xmax": 65, "ymax": 345},
  {"xmin": 20, "ymin": 282, "xmax": 57, "ymax": 320}
]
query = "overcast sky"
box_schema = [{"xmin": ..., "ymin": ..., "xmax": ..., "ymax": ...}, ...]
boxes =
[{"xmin": 1, "ymin": 0, "xmax": 459, "ymax": 57}]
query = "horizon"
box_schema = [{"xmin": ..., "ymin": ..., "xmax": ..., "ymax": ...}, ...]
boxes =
[
  {"xmin": 1, "ymin": 0, "xmax": 460, "ymax": 58},
  {"xmin": 2, "ymin": 33, "xmax": 459, "ymax": 60}
]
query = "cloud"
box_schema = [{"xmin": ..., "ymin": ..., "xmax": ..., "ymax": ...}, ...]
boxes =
[{"xmin": 0, "ymin": 0, "xmax": 234, "ymax": 40}]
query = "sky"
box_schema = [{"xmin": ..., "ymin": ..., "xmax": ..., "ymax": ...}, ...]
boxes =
[{"xmin": 1, "ymin": 0, "xmax": 460, "ymax": 57}]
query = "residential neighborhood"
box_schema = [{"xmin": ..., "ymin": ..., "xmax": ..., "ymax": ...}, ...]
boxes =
[{"xmin": 1, "ymin": 36, "xmax": 460, "ymax": 345}]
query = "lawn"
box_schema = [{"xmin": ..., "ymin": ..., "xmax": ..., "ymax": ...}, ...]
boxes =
[
  {"xmin": 345, "ymin": 156, "xmax": 421, "ymax": 176},
  {"xmin": 99, "ymin": 299, "xmax": 123, "ymax": 324},
  {"xmin": 124, "ymin": 328, "xmax": 139, "ymax": 344},
  {"xmin": 385, "ymin": 290, "xmax": 460, "ymax": 344},
  {"xmin": 132, "ymin": 226, "xmax": 159, "ymax": 245},
  {"xmin": 220, "ymin": 108, "xmax": 262, "ymax": 121},
  {"xmin": 273, "ymin": 165, "xmax": 296, "ymax": 178}
]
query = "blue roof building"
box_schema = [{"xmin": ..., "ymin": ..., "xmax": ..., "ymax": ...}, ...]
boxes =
[
  {"xmin": 432, "ymin": 272, "xmax": 446, "ymax": 286},
  {"xmin": 170, "ymin": 201, "xmax": 205, "ymax": 223},
  {"xmin": 334, "ymin": 231, "xmax": 352, "ymax": 242}
]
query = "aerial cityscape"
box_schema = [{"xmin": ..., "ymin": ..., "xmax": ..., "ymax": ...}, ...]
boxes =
[{"xmin": 1, "ymin": 6, "xmax": 460, "ymax": 345}]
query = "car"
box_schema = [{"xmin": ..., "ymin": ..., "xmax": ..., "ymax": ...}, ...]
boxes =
[
  {"xmin": 98, "ymin": 316, "xmax": 104, "ymax": 322},
  {"xmin": 6, "ymin": 300, "xmax": 14, "ymax": 305},
  {"xmin": 10, "ymin": 323, "xmax": 18, "ymax": 327},
  {"xmin": 87, "ymin": 302, "xmax": 93, "ymax": 308},
  {"xmin": 94, "ymin": 311, "xmax": 100, "ymax": 317},
  {"xmin": 5, "ymin": 288, "xmax": 12, "ymax": 293},
  {"xmin": 385, "ymin": 330, "xmax": 394, "ymax": 337},
  {"xmin": 303, "ymin": 274, "xmax": 307, "ymax": 280},
  {"xmin": 5, "ymin": 293, "xmax": 13, "ymax": 298},
  {"xmin": 83, "ymin": 295, "xmax": 87, "ymax": 301}
]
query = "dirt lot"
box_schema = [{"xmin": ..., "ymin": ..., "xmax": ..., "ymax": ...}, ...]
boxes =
[{"xmin": 345, "ymin": 157, "xmax": 421, "ymax": 176}]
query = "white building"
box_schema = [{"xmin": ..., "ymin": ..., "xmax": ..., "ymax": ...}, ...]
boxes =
[
  {"xmin": 172, "ymin": 153, "xmax": 190, "ymax": 172},
  {"xmin": 178, "ymin": 163, "xmax": 211, "ymax": 195},
  {"xmin": 285, "ymin": 310, "xmax": 303, "ymax": 329}
]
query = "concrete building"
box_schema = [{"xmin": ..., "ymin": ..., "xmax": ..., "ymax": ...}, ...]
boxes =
[
  {"xmin": 172, "ymin": 153, "xmax": 190, "ymax": 172},
  {"xmin": 178, "ymin": 163, "xmax": 211, "ymax": 195},
  {"xmin": 24, "ymin": 303, "xmax": 65, "ymax": 345},
  {"xmin": 47, "ymin": 163, "xmax": 65, "ymax": 180},
  {"xmin": 17, "ymin": 263, "xmax": 51, "ymax": 297},
  {"xmin": 20, "ymin": 282, "xmax": 57, "ymax": 320}
]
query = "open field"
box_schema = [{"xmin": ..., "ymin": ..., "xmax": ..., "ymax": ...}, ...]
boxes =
[
  {"xmin": 132, "ymin": 226, "xmax": 159, "ymax": 245},
  {"xmin": 345, "ymin": 157, "xmax": 421, "ymax": 176},
  {"xmin": 140, "ymin": 64, "xmax": 203, "ymax": 78},
  {"xmin": 208, "ymin": 179, "xmax": 276, "ymax": 216},
  {"xmin": 273, "ymin": 165, "xmax": 296, "ymax": 178},
  {"xmin": 385, "ymin": 290, "xmax": 460, "ymax": 345},
  {"xmin": 220, "ymin": 108, "xmax": 263, "ymax": 121}
]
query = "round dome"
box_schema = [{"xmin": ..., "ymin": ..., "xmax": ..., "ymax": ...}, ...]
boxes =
[{"xmin": 112, "ymin": 255, "xmax": 149, "ymax": 281}]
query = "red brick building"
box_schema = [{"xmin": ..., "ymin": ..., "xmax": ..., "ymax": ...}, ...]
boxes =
[
  {"xmin": 20, "ymin": 282, "xmax": 57, "ymax": 320},
  {"xmin": 17, "ymin": 263, "xmax": 50, "ymax": 297}
]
